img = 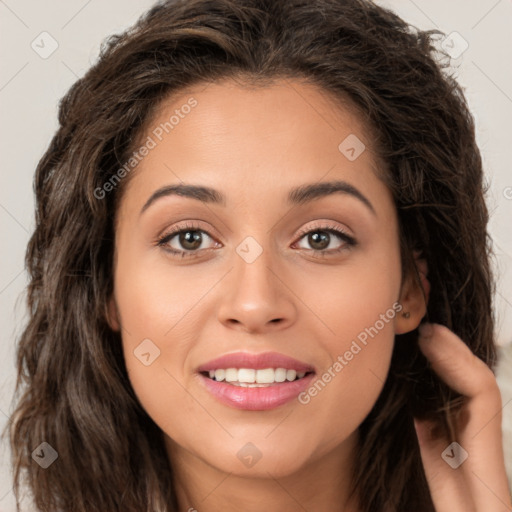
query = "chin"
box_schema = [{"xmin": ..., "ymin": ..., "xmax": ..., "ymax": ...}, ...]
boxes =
[{"xmin": 192, "ymin": 436, "xmax": 314, "ymax": 478}]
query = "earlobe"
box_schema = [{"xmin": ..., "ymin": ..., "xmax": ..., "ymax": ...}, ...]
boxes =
[
  {"xmin": 106, "ymin": 296, "xmax": 121, "ymax": 332},
  {"xmin": 395, "ymin": 250, "xmax": 430, "ymax": 335}
]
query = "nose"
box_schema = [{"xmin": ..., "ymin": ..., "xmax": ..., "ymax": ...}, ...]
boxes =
[{"xmin": 216, "ymin": 243, "xmax": 297, "ymax": 334}]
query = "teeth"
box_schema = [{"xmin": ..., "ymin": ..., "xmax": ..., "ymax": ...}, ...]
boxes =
[
  {"xmin": 229, "ymin": 382, "xmax": 275, "ymax": 388},
  {"xmin": 274, "ymin": 368, "xmax": 287, "ymax": 383},
  {"xmin": 225, "ymin": 368, "xmax": 238, "ymax": 382},
  {"xmin": 206, "ymin": 367, "xmax": 308, "ymax": 384},
  {"xmin": 256, "ymin": 368, "xmax": 278, "ymax": 384},
  {"xmin": 238, "ymin": 368, "xmax": 256, "ymax": 383},
  {"xmin": 286, "ymin": 369, "xmax": 297, "ymax": 381}
]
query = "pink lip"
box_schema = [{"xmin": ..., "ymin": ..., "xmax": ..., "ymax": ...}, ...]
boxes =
[
  {"xmin": 198, "ymin": 372, "xmax": 316, "ymax": 411},
  {"xmin": 196, "ymin": 351, "xmax": 316, "ymax": 411},
  {"xmin": 196, "ymin": 351, "xmax": 315, "ymax": 373}
]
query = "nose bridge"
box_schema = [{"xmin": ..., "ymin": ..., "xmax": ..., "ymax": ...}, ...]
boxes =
[
  {"xmin": 235, "ymin": 234, "xmax": 275, "ymax": 296},
  {"xmin": 216, "ymin": 233, "xmax": 296, "ymax": 332}
]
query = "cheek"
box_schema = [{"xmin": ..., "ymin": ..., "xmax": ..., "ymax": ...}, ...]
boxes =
[
  {"xmin": 292, "ymin": 245, "xmax": 400, "ymax": 442},
  {"xmin": 112, "ymin": 245, "xmax": 204, "ymax": 419},
  {"xmin": 113, "ymin": 238, "xmax": 218, "ymax": 366},
  {"xmin": 113, "ymin": 247, "xmax": 245, "ymax": 446},
  {"xmin": 297, "ymin": 309, "xmax": 396, "ymax": 454},
  {"xmin": 114, "ymin": 258, "xmax": 195, "ymax": 336},
  {"xmin": 294, "ymin": 235, "xmax": 400, "ymax": 355}
]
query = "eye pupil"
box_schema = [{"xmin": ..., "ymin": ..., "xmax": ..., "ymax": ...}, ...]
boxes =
[
  {"xmin": 309, "ymin": 231, "xmax": 329, "ymax": 250},
  {"xmin": 180, "ymin": 231, "xmax": 202, "ymax": 250}
]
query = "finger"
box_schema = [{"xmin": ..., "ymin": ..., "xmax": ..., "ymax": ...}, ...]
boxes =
[
  {"xmin": 418, "ymin": 323, "xmax": 512, "ymax": 511},
  {"xmin": 414, "ymin": 417, "xmax": 476, "ymax": 512},
  {"xmin": 418, "ymin": 323, "xmax": 497, "ymax": 397}
]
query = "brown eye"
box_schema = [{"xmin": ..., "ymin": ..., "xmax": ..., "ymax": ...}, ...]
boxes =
[
  {"xmin": 305, "ymin": 231, "xmax": 331, "ymax": 251},
  {"xmin": 294, "ymin": 227, "xmax": 356, "ymax": 254},
  {"xmin": 157, "ymin": 224, "xmax": 219, "ymax": 258},
  {"xmin": 176, "ymin": 230, "xmax": 204, "ymax": 251}
]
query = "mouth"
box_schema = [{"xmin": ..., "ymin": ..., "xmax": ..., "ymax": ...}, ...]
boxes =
[
  {"xmin": 199, "ymin": 368, "xmax": 315, "ymax": 387},
  {"xmin": 196, "ymin": 351, "xmax": 316, "ymax": 410}
]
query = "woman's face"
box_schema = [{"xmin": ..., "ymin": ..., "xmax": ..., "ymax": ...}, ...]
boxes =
[{"xmin": 110, "ymin": 78, "xmax": 422, "ymax": 479}]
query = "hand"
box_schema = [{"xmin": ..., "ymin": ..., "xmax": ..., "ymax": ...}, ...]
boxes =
[{"xmin": 414, "ymin": 322, "xmax": 512, "ymax": 512}]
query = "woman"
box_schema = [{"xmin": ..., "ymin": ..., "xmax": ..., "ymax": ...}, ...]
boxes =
[{"xmin": 8, "ymin": 0, "xmax": 511, "ymax": 510}]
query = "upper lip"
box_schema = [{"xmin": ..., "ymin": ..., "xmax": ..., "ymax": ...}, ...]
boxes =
[{"xmin": 197, "ymin": 351, "xmax": 316, "ymax": 373}]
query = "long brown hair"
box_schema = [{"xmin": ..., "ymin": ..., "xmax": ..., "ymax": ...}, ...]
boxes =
[{"xmin": 8, "ymin": 0, "xmax": 496, "ymax": 510}]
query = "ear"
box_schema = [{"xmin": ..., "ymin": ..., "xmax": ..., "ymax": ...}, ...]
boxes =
[
  {"xmin": 394, "ymin": 250, "xmax": 430, "ymax": 334},
  {"xmin": 106, "ymin": 295, "xmax": 121, "ymax": 332}
]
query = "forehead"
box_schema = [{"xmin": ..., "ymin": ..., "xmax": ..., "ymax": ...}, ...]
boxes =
[
  {"xmin": 143, "ymin": 77, "xmax": 373, "ymax": 152},
  {"xmin": 121, "ymin": 77, "xmax": 389, "ymax": 212}
]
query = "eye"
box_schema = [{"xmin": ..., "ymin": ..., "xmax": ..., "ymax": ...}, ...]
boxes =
[
  {"xmin": 293, "ymin": 223, "xmax": 356, "ymax": 256},
  {"xmin": 156, "ymin": 221, "xmax": 357, "ymax": 259},
  {"xmin": 156, "ymin": 222, "xmax": 219, "ymax": 258}
]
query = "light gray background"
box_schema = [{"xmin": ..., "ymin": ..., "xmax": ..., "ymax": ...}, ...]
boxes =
[{"xmin": 1, "ymin": 0, "xmax": 511, "ymax": 510}]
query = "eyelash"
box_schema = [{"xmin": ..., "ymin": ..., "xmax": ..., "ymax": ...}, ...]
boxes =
[{"xmin": 156, "ymin": 221, "xmax": 357, "ymax": 259}]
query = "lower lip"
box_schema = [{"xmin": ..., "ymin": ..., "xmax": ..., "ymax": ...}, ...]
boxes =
[{"xmin": 198, "ymin": 373, "xmax": 316, "ymax": 411}]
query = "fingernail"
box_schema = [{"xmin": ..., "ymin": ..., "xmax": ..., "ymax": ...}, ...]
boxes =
[{"xmin": 418, "ymin": 322, "xmax": 433, "ymax": 339}]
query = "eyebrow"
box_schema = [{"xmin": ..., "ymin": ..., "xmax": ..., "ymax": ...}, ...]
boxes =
[{"xmin": 140, "ymin": 180, "xmax": 376, "ymax": 216}]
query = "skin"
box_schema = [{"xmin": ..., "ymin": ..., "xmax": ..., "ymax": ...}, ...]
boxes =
[
  {"xmin": 108, "ymin": 78, "xmax": 511, "ymax": 512},
  {"xmin": 415, "ymin": 323, "xmax": 511, "ymax": 512}
]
